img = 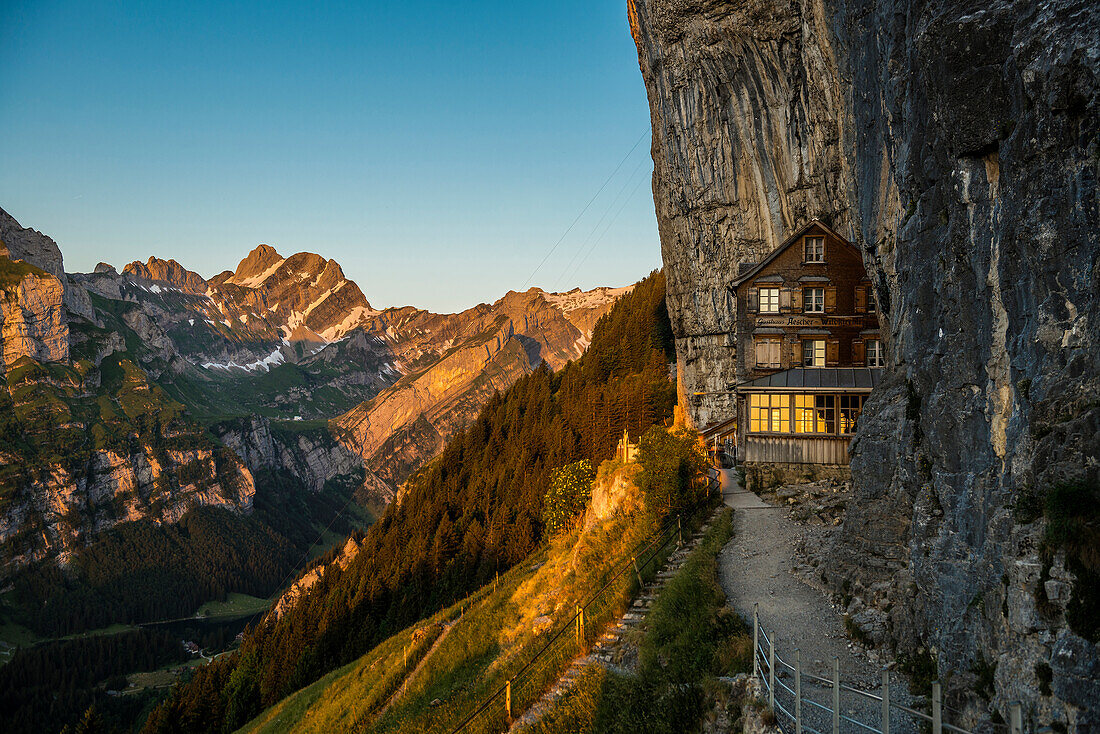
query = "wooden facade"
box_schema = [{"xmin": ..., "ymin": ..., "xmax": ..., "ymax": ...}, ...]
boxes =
[
  {"xmin": 731, "ymin": 221, "xmax": 881, "ymax": 380},
  {"xmin": 729, "ymin": 221, "xmax": 883, "ymax": 466}
]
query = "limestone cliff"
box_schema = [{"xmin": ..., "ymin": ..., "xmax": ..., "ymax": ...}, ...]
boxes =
[
  {"xmin": 0, "ymin": 206, "xmax": 95, "ymax": 322},
  {"xmin": 0, "ymin": 257, "xmax": 68, "ymax": 369},
  {"xmin": 0, "ymin": 356, "xmax": 255, "ymax": 570},
  {"xmin": 211, "ymin": 415, "xmax": 365, "ymax": 494},
  {"xmin": 631, "ymin": 0, "xmax": 1098, "ymax": 729}
]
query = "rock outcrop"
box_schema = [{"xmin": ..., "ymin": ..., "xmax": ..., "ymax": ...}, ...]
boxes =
[
  {"xmin": 0, "ymin": 356, "xmax": 255, "ymax": 569},
  {"xmin": 211, "ymin": 415, "xmax": 365, "ymax": 494},
  {"xmin": 0, "ymin": 206, "xmax": 95, "ymax": 322},
  {"xmin": 0, "ymin": 258, "xmax": 68, "ymax": 369},
  {"xmin": 631, "ymin": 0, "xmax": 1098, "ymax": 729},
  {"xmin": 269, "ymin": 536, "xmax": 360, "ymax": 620},
  {"xmin": 123, "ymin": 256, "xmax": 209, "ymax": 293}
]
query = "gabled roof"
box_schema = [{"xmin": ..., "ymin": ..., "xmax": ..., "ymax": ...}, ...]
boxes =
[
  {"xmin": 730, "ymin": 219, "xmax": 856, "ymax": 288},
  {"xmin": 737, "ymin": 367, "xmax": 884, "ymax": 392}
]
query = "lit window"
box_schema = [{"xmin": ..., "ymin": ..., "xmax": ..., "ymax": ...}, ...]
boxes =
[
  {"xmin": 794, "ymin": 395, "xmax": 815, "ymax": 433},
  {"xmin": 866, "ymin": 339, "xmax": 884, "ymax": 367},
  {"xmin": 749, "ymin": 393, "xmax": 790, "ymax": 433},
  {"xmin": 804, "ymin": 236, "xmax": 825, "ymax": 263},
  {"xmin": 839, "ymin": 395, "xmax": 865, "ymax": 434},
  {"xmin": 814, "ymin": 395, "xmax": 836, "ymax": 433},
  {"xmin": 755, "ymin": 338, "xmax": 781, "ymax": 368},
  {"xmin": 759, "ymin": 287, "xmax": 780, "ymax": 313},
  {"xmin": 802, "ymin": 340, "xmax": 825, "ymax": 367},
  {"xmin": 793, "ymin": 394, "xmax": 836, "ymax": 433},
  {"xmin": 805, "ymin": 288, "xmax": 825, "ymax": 313}
]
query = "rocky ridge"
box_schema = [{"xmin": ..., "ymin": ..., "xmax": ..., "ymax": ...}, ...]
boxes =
[
  {"xmin": 334, "ymin": 286, "xmax": 629, "ymax": 501},
  {"xmin": 630, "ymin": 0, "xmax": 1098, "ymax": 729}
]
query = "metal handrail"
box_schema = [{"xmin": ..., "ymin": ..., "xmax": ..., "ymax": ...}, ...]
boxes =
[{"xmin": 749, "ymin": 602, "xmax": 1025, "ymax": 734}]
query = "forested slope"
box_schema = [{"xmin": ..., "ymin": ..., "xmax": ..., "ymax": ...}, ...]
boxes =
[{"xmin": 142, "ymin": 270, "xmax": 675, "ymax": 733}]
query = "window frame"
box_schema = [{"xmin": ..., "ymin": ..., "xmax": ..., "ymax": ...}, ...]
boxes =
[
  {"xmin": 748, "ymin": 393, "xmax": 791, "ymax": 434},
  {"xmin": 839, "ymin": 395, "xmax": 865, "ymax": 434},
  {"xmin": 804, "ymin": 287, "xmax": 825, "ymax": 313},
  {"xmin": 804, "ymin": 236, "xmax": 825, "ymax": 263},
  {"xmin": 759, "ymin": 287, "xmax": 781, "ymax": 314},
  {"xmin": 802, "ymin": 339, "xmax": 825, "ymax": 367},
  {"xmin": 866, "ymin": 339, "xmax": 884, "ymax": 367}
]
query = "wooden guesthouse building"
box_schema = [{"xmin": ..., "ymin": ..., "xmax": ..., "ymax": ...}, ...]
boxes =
[{"xmin": 727, "ymin": 220, "xmax": 883, "ymax": 466}]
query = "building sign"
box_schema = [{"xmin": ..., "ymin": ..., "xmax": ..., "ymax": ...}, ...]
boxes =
[{"xmin": 755, "ymin": 315, "xmax": 863, "ymax": 328}]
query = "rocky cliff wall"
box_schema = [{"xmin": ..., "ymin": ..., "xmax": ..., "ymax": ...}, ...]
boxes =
[
  {"xmin": 211, "ymin": 416, "xmax": 365, "ymax": 494},
  {"xmin": 0, "ymin": 260, "xmax": 68, "ymax": 369},
  {"xmin": 631, "ymin": 0, "xmax": 1098, "ymax": 729},
  {"xmin": 0, "ymin": 207, "xmax": 95, "ymax": 322}
]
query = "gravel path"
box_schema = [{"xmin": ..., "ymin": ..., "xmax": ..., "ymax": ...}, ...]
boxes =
[{"xmin": 718, "ymin": 468, "xmax": 918, "ymax": 733}]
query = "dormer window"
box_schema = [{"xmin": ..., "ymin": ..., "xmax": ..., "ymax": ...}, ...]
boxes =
[{"xmin": 804, "ymin": 236, "xmax": 825, "ymax": 263}]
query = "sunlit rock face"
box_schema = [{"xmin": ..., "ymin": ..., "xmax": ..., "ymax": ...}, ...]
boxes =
[
  {"xmin": 0, "ymin": 206, "xmax": 95, "ymax": 323},
  {"xmin": 0, "ymin": 262, "xmax": 68, "ymax": 369},
  {"xmin": 334, "ymin": 286, "xmax": 631, "ymax": 502},
  {"xmin": 631, "ymin": 0, "xmax": 1098, "ymax": 728}
]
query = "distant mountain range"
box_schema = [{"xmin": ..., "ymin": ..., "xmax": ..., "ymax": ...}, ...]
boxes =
[{"xmin": 0, "ymin": 205, "xmax": 631, "ymax": 568}]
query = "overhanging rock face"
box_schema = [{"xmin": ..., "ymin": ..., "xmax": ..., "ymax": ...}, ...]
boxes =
[{"xmin": 630, "ymin": 0, "xmax": 1099, "ymax": 728}]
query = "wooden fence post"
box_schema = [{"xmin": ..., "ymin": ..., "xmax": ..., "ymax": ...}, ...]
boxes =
[
  {"xmin": 881, "ymin": 669, "xmax": 890, "ymax": 734},
  {"xmin": 768, "ymin": 637, "xmax": 776, "ymax": 711},
  {"xmin": 932, "ymin": 681, "xmax": 942, "ymax": 734},
  {"xmin": 832, "ymin": 657, "xmax": 840, "ymax": 734},
  {"xmin": 752, "ymin": 603, "xmax": 760, "ymax": 680},
  {"xmin": 506, "ymin": 679, "xmax": 512, "ymax": 723},
  {"xmin": 795, "ymin": 648, "xmax": 802, "ymax": 734},
  {"xmin": 1009, "ymin": 702, "xmax": 1023, "ymax": 734}
]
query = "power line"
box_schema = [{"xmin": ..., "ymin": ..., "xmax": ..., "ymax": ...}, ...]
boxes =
[
  {"xmin": 522, "ymin": 128, "xmax": 649, "ymax": 290},
  {"xmin": 552, "ymin": 154, "xmax": 649, "ymax": 292},
  {"xmin": 559, "ymin": 165, "xmax": 651, "ymax": 289}
]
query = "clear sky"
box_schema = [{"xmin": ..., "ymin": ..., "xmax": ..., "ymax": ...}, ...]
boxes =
[{"xmin": 0, "ymin": 1, "xmax": 659, "ymax": 313}]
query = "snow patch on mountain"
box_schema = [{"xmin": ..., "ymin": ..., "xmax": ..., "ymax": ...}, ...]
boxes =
[
  {"xmin": 229, "ymin": 258, "xmax": 286, "ymax": 288},
  {"xmin": 540, "ymin": 285, "xmax": 633, "ymax": 314},
  {"xmin": 202, "ymin": 348, "xmax": 286, "ymax": 373}
]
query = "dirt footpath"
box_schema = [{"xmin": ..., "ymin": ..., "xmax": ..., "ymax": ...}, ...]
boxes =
[{"xmin": 718, "ymin": 468, "xmax": 918, "ymax": 733}]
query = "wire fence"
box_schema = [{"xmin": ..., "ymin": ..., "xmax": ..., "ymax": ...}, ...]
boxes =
[
  {"xmin": 751, "ymin": 606, "xmax": 1025, "ymax": 734},
  {"xmin": 449, "ymin": 470, "xmax": 723, "ymax": 733}
]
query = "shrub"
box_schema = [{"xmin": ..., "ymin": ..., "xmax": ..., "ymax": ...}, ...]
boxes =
[
  {"xmin": 636, "ymin": 426, "xmax": 708, "ymax": 516},
  {"xmin": 542, "ymin": 460, "xmax": 597, "ymax": 537}
]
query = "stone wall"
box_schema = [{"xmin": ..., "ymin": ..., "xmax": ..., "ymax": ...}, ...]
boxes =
[{"xmin": 630, "ymin": 0, "xmax": 1099, "ymax": 728}]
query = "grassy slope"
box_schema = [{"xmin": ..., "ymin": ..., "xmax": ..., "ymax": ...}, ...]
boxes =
[
  {"xmin": 523, "ymin": 507, "xmax": 751, "ymax": 734},
  {"xmin": 238, "ymin": 498, "xmax": 669, "ymax": 734}
]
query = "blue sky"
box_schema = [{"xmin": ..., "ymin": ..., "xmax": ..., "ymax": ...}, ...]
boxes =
[{"xmin": 0, "ymin": 1, "xmax": 659, "ymax": 312}]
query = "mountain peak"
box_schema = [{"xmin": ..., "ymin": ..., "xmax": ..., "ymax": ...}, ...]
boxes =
[
  {"xmin": 232, "ymin": 244, "xmax": 284, "ymax": 284},
  {"xmin": 122, "ymin": 256, "xmax": 208, "ymax": 294}
]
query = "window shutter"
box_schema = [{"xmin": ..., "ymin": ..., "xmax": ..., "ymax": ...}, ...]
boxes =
[
  {"xmin": 780, "ymin": 287, "xmax": 791, "ymax": 312},
  {"xmin": 747, "ymin": 287, "xmax": 758, "ymax": 313},
  {"xmin": 855, "ymin": 286, "xmax": 867, "ymax": 313},
  {"xmin": 825, "ymin": 286, "xmax": 838, "ymax": 313},
  {"xmin": 826, "ymin": 339, "xmax": 840, "ymax": 366},
  {"xmin": 792, "ymin": 341, "xmax": 802, "ymax": 366},
  {"xmin": 791, "ymin": 287, "xmax": 803, "ymax": 312},
  {"xmin": 852, "ymin": 339, "xmax": 865, "ymax": 365}
]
